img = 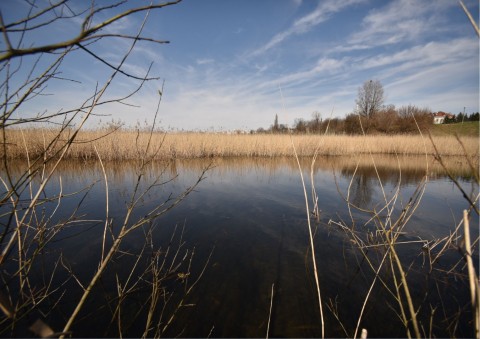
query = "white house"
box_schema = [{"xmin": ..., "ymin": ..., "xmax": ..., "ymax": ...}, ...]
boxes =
[{"xmin": 432, "ymin": 111, "xmax": 454, "ymax": 124}]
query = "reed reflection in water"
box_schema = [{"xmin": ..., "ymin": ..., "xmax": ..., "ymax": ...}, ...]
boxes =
[{"xmin": 1, "ymin": 155, "xmax": 477, "ymax": 337}]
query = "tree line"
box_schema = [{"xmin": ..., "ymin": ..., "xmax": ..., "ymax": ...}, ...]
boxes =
[
  {"xmin": 445, "ymin": 112, "xmax": 480, "ymax": 124},
  {"xmin": 286, "ymin": 104, "xmax": 433, "ymax": 135},
  {"xmin": 255, "ymin": 80, "xmax": 474, "ymax": 135}
]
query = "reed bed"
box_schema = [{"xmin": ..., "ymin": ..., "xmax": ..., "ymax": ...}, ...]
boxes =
[{"xmin": 2, "ymin": 129, "xmax": 478, "ymax": 160}]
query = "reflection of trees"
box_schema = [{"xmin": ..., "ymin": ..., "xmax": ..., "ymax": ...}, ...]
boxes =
[
  {"xmin": 349, "ymin": 171, "xmax": 375, "ymax": 208},
  {"xmin": 340, "ymin": 165, "xmax": 425, "ymax": 189},
  {"xmin": 340, "ymin": 165, "xmax": 427, "ymax": 209},
  {"xmin": 4, "ymin": 156, "xmax": 472, "ymax": 189}
]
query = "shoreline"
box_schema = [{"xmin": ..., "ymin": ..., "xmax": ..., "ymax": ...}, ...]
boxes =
[{"xmin": 3, "ymin": 154, "xmax": 478, "ymax": 189}]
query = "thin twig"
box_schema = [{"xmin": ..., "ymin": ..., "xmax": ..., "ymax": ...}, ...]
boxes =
[
  {"xmin": 463, "ymin": 210, "xmax": 479, "ymax": 338},
  {"xmin": 459, "ymin": 1, "xmax": 480, "ymax": 36},
  {"xmin": 94, "ymin": 145, "xmax": 110, "ymax": 265},
  {"xmin": 266, "ymin": 283, "xmax": 274, "ymax": 339}
]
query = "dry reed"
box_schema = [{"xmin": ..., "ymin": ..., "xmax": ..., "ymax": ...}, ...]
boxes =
[{"xmin": 2, "ymin": 129, "xmax": 478, "ymax": 160}]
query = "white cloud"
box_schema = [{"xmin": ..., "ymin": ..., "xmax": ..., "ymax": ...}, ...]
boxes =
[
  {"xmin": 386, "ymin": 58, "xmax": 477, "ymax": 95},
  {"xmin": 32, "ymin": 0, "xmax": 477, "ymax": 132},
  {"xmin": 159, "ymin": 88, "xmax": 282, "ymax": 131},
  {"xmin": 196, "ymin": 58, "xmax": 214, "ymax": 65},
  {"xmin": 144, "ymin": 53, "xmax": 358, "ymax": 130},
  {"xmin": 254, "ymin": 64, "xmax": 269, "ymax": 73},
  {"xmin": 386, "ymin": 58, "xmax": 479, "ymax": 113},
  {"xmin": 255, "ymin": 57, "xmax": 348, "ymax": 91},
  {"xmin": 359, "ymin": 37, "xmax": 477, "ymax": 71},
  {"xmin": 251, "ymin": 0, "xmax": 367, "ymax": 56},
  {"xmin": 347, "ymin": 0, "xmax": 454, "ymax": 49}
]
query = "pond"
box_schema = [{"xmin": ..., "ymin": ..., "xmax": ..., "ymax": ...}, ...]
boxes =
[{"xmin": 1, "ymin": 155, "xmax": 478, "ymax": 338}]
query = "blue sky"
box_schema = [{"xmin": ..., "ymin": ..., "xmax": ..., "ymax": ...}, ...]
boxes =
[{"xmin": 2, "ymin": 0, "xmax": 479, "ymax": 131}]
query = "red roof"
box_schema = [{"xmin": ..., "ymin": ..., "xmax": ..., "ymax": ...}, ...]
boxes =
[{"xmin": 433, "ymin": 111, "xmax": 454, "ymax": 119}]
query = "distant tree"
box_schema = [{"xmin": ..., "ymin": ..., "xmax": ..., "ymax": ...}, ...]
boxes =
[
  {"xmin": 397, "ymin": 105, "xmax": 432, "ymax": 132},
  {"xmin": 456, "ymin": 112, "xmax": 465, "ymax": 123},
  {"xmin": 470, "ymin": 112, "xmax": 480, "ymax": 121},
  {"xmin": 318, "ymin": 118, "xmax": 329, "ymax": 133},
  {"xmin": 278, "ymin": 124, "xmax": 289, "ymax": 133},
  {"xmin": 272, "ymin": 114, "xmax": 279, "ymax": 133},
  {"xmin": 444, "ymin": 114, "xmax": 456, "ymax": 124},
  {"xmin": 323, "ymin": 118, "xmax": 344, "ymax": 134},
  {"xmin": 356, "ymin": 80, "xmax": 384, "ymax": 118},
  {"xmin": 373, "ymin": 105, "xmax": 397, "ymax": 133},
  {"xmin": 309, "ymin": 111, "xmax": 322, "ymax": 133},
  {"xmin": 294, "ymin": 118, "xmax": 307, "ymax": 133},
  {"xmin": 344, "ymin": 113, "xmax": 363, "ymax": 134}
]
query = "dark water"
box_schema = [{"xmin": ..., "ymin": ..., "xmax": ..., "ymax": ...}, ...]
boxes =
[{"xmin": 1, "ymin": 156, "xmax": 478, "ymax": 338}]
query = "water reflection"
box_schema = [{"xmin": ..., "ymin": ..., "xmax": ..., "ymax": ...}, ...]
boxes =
[
  {"xmin": 4, "ymin": 154, "xmax": 475, "ymax": 187},
  {"xmin": 0, "ymin": 155, "xmax": 478, "ymax": 338}
]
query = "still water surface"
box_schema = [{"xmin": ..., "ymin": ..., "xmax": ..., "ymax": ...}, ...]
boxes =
[{"xmin": 2, "ymin": 156, "xmax": 478, "ymax": 337}]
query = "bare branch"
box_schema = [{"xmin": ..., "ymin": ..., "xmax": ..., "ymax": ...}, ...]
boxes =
[
  {"xmin": 76, "ymin": 43, "xmax": 159, "ymax": 81},
  {"xmin": 459, "ymin": 1, "xmax": 480, "ymax": 37},
  {"xmin": 0, "ymin": 0, "xmax": 181, "ymax": 62}
]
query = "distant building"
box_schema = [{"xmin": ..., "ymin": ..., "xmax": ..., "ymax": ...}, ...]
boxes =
[{"xmin": 432, "ymin": 111, "xmax": 455, "ymax": 124}]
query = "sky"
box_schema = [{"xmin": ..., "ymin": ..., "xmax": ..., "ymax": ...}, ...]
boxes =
[{"xmin": 2, "ymin": 0, "xmax": 479, "ymax": 131}]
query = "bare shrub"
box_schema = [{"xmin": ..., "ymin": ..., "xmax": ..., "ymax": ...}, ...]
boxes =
[
  {"xmin": 0, "ymin": 1, "xmax": 212, "ymax": 337},
  {"xmin": 372, "ymin": 105, "xmax": 398, "ymax": 133},
  {"xmin": 397, "ymin": 105, "xmax": 433, "ymax": 133}
]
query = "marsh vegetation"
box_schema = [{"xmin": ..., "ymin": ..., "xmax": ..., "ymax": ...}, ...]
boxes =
[
  {"xmin": 0, "ymin": 0, "xmax": 478, "ymax": 337},
  {"xmin": 2, "ymin": 128, "xmax": 478, "ymax": 160}
]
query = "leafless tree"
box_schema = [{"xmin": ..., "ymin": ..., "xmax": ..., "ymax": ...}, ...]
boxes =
[{"xmin": 355, "ymin": 79, "xmax": 384, "ymax": 118}]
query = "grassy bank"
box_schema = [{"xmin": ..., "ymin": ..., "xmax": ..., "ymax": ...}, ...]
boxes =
[
  {"xmin": 431, "ymin": 121, "xmax": 479, "ymax": 136},
  {"xmin": 2, "ymin": 129, "xmax": 478, "ymax": 160}
]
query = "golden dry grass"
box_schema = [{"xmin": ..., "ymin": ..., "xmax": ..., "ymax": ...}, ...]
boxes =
[{"xmin": 2, "ymin": 129, "xmax": 478, "ymax": 161}]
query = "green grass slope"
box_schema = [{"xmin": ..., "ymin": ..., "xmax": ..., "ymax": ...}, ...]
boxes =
[{"xmin": 430, "ymin": 121, "xmax": 479, "ymax": 137}]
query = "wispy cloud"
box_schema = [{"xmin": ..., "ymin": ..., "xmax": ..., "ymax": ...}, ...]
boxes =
[
  {"xmin": 359, "ymin": 37, "xmax": 477, "ymax": 72},
  {"xmin": 386, "ymin": 58, "xmax": 478, "ymax": 110},
  {"xmin": 258, "ymin": 57, "xmax": 347, "ymax": 90},
  {"xmin": 346, "ymin": 0, "xmax": 455, "ymax": 49},
  {"xmin": 16, "ymin": 0, "xmax": 476, "ymax": 131},
  {"xmin": 250, "ymin": 0, "xmax": 367, "ymax": 57},
  {"xmin": 196, "ymin": 58, "xmax": 214, "ymax": 65}
]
